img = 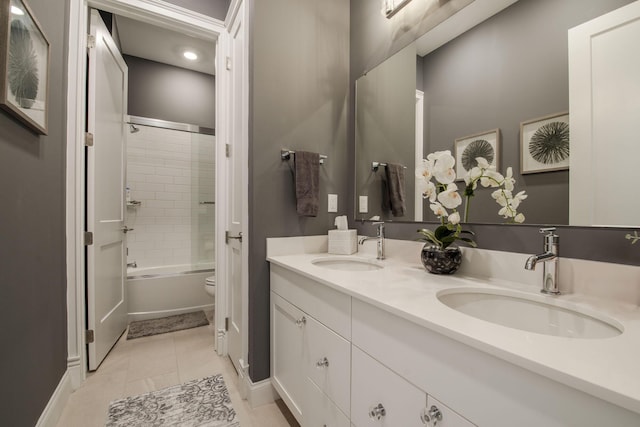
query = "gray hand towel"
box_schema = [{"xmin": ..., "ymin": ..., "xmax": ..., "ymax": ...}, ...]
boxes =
[
  {"xmin": 295, "ymin": 151, "xmax": 320, "ymax": 217},
  {"xmin": 385, "ymin": 163, "xmax": 406, "ymax": 217}
]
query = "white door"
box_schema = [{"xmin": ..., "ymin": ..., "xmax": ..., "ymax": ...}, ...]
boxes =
[
  {"xmin": 86, "ymin": 9, "xmax": 129, "ymax": 371},
  {"xmin": 226, "ymin": 0, "xmax": 249, "ymax": 383},
  {"xmin": 569, "ymin": 1, "xmax": 640, "ymax": 226},
  {"xmin": 415, "ymin": 90, "xmax": 424, "ymax": 221}
]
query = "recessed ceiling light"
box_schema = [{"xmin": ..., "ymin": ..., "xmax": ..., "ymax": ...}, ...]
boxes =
[
  {"xmin": 183, "ymin": 51, "xmax": 198, "ymax": 61},
  {"xmin": 11, "ymin": 5, "xmax": 24, "ymax": 15}
]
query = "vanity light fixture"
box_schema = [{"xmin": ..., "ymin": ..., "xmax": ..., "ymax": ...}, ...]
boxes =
[
  {"xmin": 11, "ymin": 5, "xmax": 24, "ymax": 15},
  {"xmin": 183, "ymin": 50, "xmax": 198, "ymax": 61},
  {"xmin": 382, "ymin": 0, "xmax": 412, "ymax": 18}
]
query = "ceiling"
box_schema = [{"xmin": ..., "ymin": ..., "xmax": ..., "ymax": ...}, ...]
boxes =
[{"xmin": 115, "ymin": 15, "xmax": 216, "ymax": 75}]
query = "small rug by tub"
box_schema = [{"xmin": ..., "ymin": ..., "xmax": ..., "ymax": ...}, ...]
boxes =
[
  {"xmin": 127, "ymin": 311, "xmax": 209, "ymax": 340},
  {"xmin": 106, "ymin": 374, "xmax": 239, "ymax": 427}
]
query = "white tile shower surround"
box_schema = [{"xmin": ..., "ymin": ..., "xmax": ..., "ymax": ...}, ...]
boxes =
[
  {"xmin": 56, "ymin": 318, "xmax": 298, "ymax": 427},
  {"xmin": 126, "ymin": 125, "xmax": 215, "ymax": 268}
]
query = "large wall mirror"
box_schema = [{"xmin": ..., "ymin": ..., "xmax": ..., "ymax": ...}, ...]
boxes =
[{"xmin": 355, "ymin": 0, "xmax": 637, "ymax": 227}]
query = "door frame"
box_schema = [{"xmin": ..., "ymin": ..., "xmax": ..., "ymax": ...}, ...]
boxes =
[{"xmin": 65, "ymin": 0, "xmax": 232, "ymax": 388}]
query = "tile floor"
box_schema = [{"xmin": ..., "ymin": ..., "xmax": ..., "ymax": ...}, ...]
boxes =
[{"xmin": 56, "ymin": 317, "xmax": 298, "ymax": 427}]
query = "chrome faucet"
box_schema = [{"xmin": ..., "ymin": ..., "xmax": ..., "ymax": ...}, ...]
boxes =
[
  {"xmin": 358, "ymin": 221, "xmax": 385, "ymax": 260},
  {"xmin": 525, "ymin": 227, "xmax": 560, "ymax": 295}
]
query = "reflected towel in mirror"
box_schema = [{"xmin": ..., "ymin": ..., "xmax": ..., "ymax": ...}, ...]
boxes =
[{"xmin": 383, "ymin": 163, "xmax": 406, "ymax": 217}]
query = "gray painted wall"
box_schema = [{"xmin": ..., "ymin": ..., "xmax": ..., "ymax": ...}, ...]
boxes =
[
  {"xmin": 249, "ymin": 0, "xmax": 350, "ymax": 381},
  {"xmin": 351, "ymin": 0, "xmax": 640, "ymax": 266},
  {"xmin": 162, "ymin": 0, "xmax": 230, "ymax": 20},
  {"xmin": 419, "ymin": 0, "xmax": 636, "ymax": 225},
  {"xmin": 125, "ymin": 55, "xmax": 216, "ymax": 128},
  {"xmin": 356, "ymin": 43, "xmax": 416, "ymax": 221},
  {"xmin": 0, "ymin": 0, "xmax": 69, "ymax": 425}
]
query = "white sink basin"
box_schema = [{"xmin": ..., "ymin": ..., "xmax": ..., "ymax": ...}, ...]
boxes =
[
  {"xmin": 437, "ymin": 288, "xmax": 623, "ymax": 339},
  {"xmin": 311, "ymin": 257, "xmax": 383, "ymax": 271}
]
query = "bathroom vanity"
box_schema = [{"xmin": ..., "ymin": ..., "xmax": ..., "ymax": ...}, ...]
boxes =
[{"xmin": 267, "ymin": 236, "xmax": 640, "ymax": 427}]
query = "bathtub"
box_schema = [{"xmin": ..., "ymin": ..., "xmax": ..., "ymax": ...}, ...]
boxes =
[{"xmin": 126, "ymin": 264, "xmax": 215, "ymax": 322}]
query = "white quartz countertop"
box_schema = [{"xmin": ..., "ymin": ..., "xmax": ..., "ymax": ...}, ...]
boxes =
[{"xmin": 266, "ymin": 237, "xmax": 640, "ymax": 415}]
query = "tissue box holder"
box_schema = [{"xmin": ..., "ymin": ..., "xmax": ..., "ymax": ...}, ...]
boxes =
[{"xmin": 328, "ymin": 230, "xmax": 357, "ymax": 255}]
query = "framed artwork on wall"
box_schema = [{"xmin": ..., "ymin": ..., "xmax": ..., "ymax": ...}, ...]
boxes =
[
  {"xmin": 454, "ymin": 128, "xmax": 500, "ymax": 180},
  {"xmin": 0, "ymin": 0, "xmax": 50, "ymax": 135},
  {"xmin": 520, "ymin": 112, "xmax": 569, "ymax": 174}
]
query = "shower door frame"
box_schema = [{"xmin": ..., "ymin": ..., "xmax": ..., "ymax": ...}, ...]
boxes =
[{"xmin": 65, "ymin": 0, "xmax": 232, "ymax": 390}]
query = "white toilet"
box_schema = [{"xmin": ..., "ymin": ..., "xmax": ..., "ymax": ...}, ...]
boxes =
[{"xmin": 205, "ymin": 275, "xmax": 216, "ymax": 298}]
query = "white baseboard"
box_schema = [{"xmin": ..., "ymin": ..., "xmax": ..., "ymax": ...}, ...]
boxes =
[
  {"xmin": 244, "ymin": 376, "xmax": 278, "ymax": 409},
  {"xmin": 36, "ymin": 370, "xmax": 73, "ymax": 427},
  {"xmin": 67, "ymin": 356, "xmax": 84, "ymax": 390}
]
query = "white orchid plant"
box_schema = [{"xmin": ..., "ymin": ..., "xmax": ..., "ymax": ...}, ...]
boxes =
[{"xmin": 416, "ymin": 151, "xmax": 527, "ymax": 250}]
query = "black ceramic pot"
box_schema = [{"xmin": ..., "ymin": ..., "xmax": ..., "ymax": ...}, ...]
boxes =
[{"xmin": 421, "ymin": 245, "xmax": 462, "ymax": 274}]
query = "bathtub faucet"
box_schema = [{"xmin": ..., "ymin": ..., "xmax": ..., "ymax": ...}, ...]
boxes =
[{"xmin": 127, "ymin": 261, "xmax": 137, "ymax": 268}]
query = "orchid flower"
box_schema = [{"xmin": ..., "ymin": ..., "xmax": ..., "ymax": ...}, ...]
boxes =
[
  {"xmin": 432, "ymin": 151, "xmax": 456, "ymax": 184},
  {"xmin": 430, "ymin": 201, "xmax": 448, "ymax": 218},
  {"xmin": 417, "ymin": 179, "xmax": 437, "ymax": 202},
  {"xmin": 416, "ymin": 151, "xmax": 526, "ymax": 251},
  {"xmin": 438, "ymin": 182, "xmax": 463, "ymax": 209}
]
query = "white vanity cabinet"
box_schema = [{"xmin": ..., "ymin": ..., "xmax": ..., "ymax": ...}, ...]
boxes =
[
  {"xmin": 351, "ymin": 344, "xmax": 475, "ymax": 427},
  {"xmin": 351, "ymin": 345, "xmax": 427, "ymax": 426},
  {"xmin": 270, "ymin": 263, "xmax": 474, "ymax": 427},
  {"xmin": 270, "ymin": 264, "xmax": 351, "ymax": 426},
  {"xmin": 269, "ymin": 257, "xmax": 640, "ymax": 427}
]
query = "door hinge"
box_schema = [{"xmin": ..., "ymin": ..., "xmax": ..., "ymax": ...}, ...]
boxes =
[
  {"xmin": 87, "ymin": 34, "xmax": 96, "ymax": 49},
  {"xmin": 226, "ymin": 56, "xmax": 231, "ymax": 70},
  {"xmin": 85, "ymin": 329, "xmax": 95, "ymax": 343},
  {"xmin": 84, "ymin": 231, "xmax": 93, "ymax": 246},
  {"xmin": 225, "ymin": 231, "xmax": 243, "ymax": 244},
  {"xmin": 225, "ymin": 144, "xmax": 231, "ymax": 158},
  {"xmin": 85, "ymin": 132, "xmax": 94, "ymax": 147},
  {"xmin": 225, "ymin": 317, "xmax": 229, "ymax": 332}
]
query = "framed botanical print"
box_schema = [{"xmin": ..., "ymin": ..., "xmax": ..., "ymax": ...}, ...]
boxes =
[
  {"xmin": 0, "ymin": 0, "xmax": 50, "ymax": 134},
  {"xmin": 520, "ymin": 112, "xmax": 569, "ymax": 174},
  {"xmin": 454, "ymin": 128, "xmax": 500, "ymax": 180}
]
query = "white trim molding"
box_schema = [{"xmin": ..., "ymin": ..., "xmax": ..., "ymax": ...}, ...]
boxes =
[
  {"xmin": 65, "ymin": 0, "xmax": 89, "ymax": 389},
  {"xmin": 65, "ymin": 0, "xmax": 230, "ymax": 393},
  {"xmin": 245, "ymin": 377, "xmax": 279, "ymax": 409},
  {"xmin": 35, "ymin": 370, "xmax": 73, "ymax": 427}
]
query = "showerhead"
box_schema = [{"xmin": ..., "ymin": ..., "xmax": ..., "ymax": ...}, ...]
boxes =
[{"xmin": 129, "ymin": 124, "xmax": 140, "ymax": 133}]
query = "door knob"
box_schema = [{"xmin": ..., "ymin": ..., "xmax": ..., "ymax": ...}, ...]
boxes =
[
  {"xmin": 369, "ymin": 403, "xmax": 386, "ymax": 420},
  {"xmin": 121, "ymin": 226, "xmax": 134, "ymax": 233},
  {"xmin": 421, "ymin": 405, "xmax": 443, "ymax": 426},
  {"xmin": 316, "ymin": 357, "xmax": 329, "ymax": 368}
]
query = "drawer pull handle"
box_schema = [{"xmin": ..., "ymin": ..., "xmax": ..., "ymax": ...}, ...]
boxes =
[
  {"xmin": 295, "ymin": 316, "xmax": 306, "ymax": 327},
  {"xmin": 316, "ymin": 357, "xmax": 329, "ymax": 368},
  {"xmin": 369, "ymin": 403, "xmax": 386, "ymax": 420},
  {"xmin": 421, "ymin": 405, "xmax": 443, "ymax": 426}
]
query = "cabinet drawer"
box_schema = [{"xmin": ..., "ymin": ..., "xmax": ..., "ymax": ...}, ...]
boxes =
[
  {"xmin": 306, "ymin": 315, "xmax": 351, "ymax": 416},
  {"xmin": 351, "ymin": 346, "xmax": 426, "ymax": 427},
  {"xmin": 305, "ymin": 379, "xmax": 350, "ymax": 427},
  {"xmin": 271, "ymin": 264, "xmax": 351, "ymax": 339},
  {"xmin": 425, "ymin": 396, "xmax": 476, "ymax": 427}
]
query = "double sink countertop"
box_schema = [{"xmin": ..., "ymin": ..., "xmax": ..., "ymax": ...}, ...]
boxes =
[{"xmin": 266, "ymin": 236, "xmax": 640, "ymax": 415}]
